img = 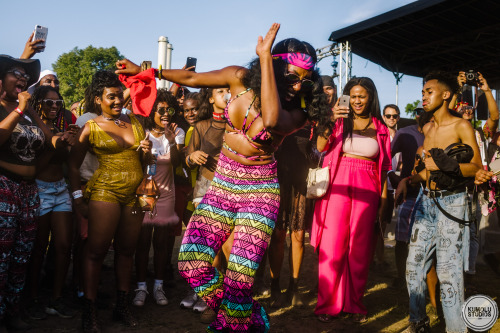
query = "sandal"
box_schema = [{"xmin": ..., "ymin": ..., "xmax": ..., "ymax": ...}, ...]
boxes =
[
  {"xmin": 353, "ymin": 313, "xmax": 367, "ymax": 323},
  {"xmin": 317, "ymin": 314, "xmax": 336, "ymax": 323}
]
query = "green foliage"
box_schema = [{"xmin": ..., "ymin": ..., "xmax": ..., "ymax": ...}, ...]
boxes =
[
  {"xmin": 52, "ymin": 46, "xmax": 123, "ymax": 104},
  {"xmin": 405, "ymin": 100, "xmax": 421, "ymax": 118}
]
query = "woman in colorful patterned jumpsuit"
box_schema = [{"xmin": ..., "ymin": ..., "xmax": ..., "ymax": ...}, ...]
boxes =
[{"xmin": 116, "ymin": 24, "xmax": 330, "ymax": 332}]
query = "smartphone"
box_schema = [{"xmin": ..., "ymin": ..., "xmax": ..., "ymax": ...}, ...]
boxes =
[
  {"xmin": 186, "ymin": 57, "xmax": 197, "ymax": 71},
  {"xmin": 338, "ymin": 95, "xmax": 350, "ymax": 108},
  {"xmin": 33, "ymin": 25, "xmax": 48, "ymax": 51}
]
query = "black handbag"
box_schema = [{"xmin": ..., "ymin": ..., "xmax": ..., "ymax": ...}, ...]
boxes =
[{"xmin": 428, "ymin": 142, "xmax": 475, "ymax": 225}]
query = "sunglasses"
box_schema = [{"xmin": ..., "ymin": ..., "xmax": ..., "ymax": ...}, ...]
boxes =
[
  {"xmin": 42, "ymin": 99, "xmax": 63, "ymax": 108},
  {"xmin": 157, "ymin": 107, "xmax": 176, "ymax": 116},
  {"xmin": 384, "ymin": 114, "xmax": 399, "ymax": 119},
  {"xmin": 284, "ymin": 73, "xmax": 314, "ymax": 90},
  {"xmin": 7, "ymin": 69, "xmax": 30, "ymax": 81}
]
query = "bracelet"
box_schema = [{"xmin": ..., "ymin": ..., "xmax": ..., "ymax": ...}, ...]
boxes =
[
  {"xmin": 406, "ymin": 176, "xmax": 412, "ymax": 186},
  {"xmin": 169, "ymin": 142, "xmax": 176, "ymax": 148},
  {"xmin": 158, "ymin": 65, "xmax": 162, "ymax": 80},
  {"xmin": 72, "ymin": 190, "xmax": 83, "ymax": 199},
  {"xmin": 14, "ymin": 107, "xmax": 23, "ymax": 116},
  {"xmin": 174, "ymin": 83, "xmax": 181, "ymax": 88}
]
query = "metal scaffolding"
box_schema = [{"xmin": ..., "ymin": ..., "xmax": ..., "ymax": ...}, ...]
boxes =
[{"xmin": 316, "ymin": 42, "xmax": 352, "ymax": 93}]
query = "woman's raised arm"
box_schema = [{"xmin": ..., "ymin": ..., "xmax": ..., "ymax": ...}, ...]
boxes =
[{"xmin": 115, "ymin": 59, "xmax": 242, "ymax": 89}]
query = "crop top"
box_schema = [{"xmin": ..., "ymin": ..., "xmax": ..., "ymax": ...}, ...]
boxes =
[
  {"xmin": 0, "ymin": 105, "xmax": 45, "ymax": 166},
  {"xmin": 342, "ymin": 133, "xmax": 379, "ymax": 159},
  {"xmin": 223, "ymin": 88, "xmax": 275, "ymax": 160}
]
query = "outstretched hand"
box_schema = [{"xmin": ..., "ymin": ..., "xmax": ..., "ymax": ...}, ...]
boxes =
[
  {"xmin": 20, "ymin": 32, "xmax": 45, "ymax": 59},
  {"xmin": 115, "ymin": 59, "xmax": 141, "ymax": 76},
  {"xmin": 256, "ymin": 23, "xmax": 280, "ymax": 57}
]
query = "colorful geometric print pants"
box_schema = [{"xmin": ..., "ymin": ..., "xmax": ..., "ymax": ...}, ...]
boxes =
[
  {"xmin": 178, "ymin": 153, "xmax": 279, "ymax": 332},
  {"xmin": 406, "ymin": 190, "xmax": 469, "ymax": 333},
  {"xmin": 0, "ymin": 174, "xmax": 39, "ymax": 318}
]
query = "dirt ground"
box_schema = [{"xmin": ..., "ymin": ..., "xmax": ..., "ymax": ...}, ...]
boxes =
[{"xmin": 24, "ymin": 230, "xmax": 500, "ymax": 333}]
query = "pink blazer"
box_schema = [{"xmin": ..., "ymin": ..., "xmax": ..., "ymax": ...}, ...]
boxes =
[{"xmin": 310, "ymin": 117, "xmax": 392, "ymax": 249}]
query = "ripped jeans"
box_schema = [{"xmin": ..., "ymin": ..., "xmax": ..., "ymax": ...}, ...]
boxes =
[{"xmin": 406, "ymin": 189, "xmax": 469, "ymax": 333}]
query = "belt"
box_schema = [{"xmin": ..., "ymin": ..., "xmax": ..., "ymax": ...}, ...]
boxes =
[
  {"xmin": 422, "ymin": 188, "xmax": 465, "ymax": 198},
  {"xmin": 423, "ymin": 188, "xmax": 471, "ymax": 225},
  {"xmin": 0, "ymin": 166, "xmax": 35, "ymax": 183}
]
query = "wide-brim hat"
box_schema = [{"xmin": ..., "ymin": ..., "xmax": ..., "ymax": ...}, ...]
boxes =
[{"xmin": 0, "ymin": 55, "xmax": 41, "ymax": 88}]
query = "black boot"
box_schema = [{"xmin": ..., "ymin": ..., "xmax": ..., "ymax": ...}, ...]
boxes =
[
  {"xmin": 288, "ymin": 278, "xmax": 304, "ymax": 307},
  {"xmin": 113, "ymin": 290, "xmax": 138, "ymax": 327},
  {"xmin": 82, "ymin": 298, "xmax": 100, "ymax": 333},
  {"xmin": 270, "ymin": 278, "xmax": 284, "ymax": 308}
]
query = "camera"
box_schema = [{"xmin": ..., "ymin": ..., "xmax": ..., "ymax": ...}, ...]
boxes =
[{"xmin": 465, "ymin": 70, "xmax": 479, "ymax": 86}]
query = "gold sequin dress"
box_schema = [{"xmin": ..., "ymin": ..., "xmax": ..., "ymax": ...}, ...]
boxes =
[{"xmin": 84, "ymin": 114, "xmax": 145, "ymax": 206}]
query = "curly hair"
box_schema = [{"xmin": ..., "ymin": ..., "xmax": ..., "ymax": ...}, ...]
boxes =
[
  {"xmin": 341, "ymin": 77, "xmax": 384, "ymax": 142},
  {"xmin": 144, "ymin": 88, "xmax": 182, "ymax": 130},
  {"xmin": 84, "ymin": 70, "xmax": 122, "ymax": 115},
  {"xmin": 241, "ymin": 38, "xmax": 331, "ymax": 137},
  {"xmin": 29, "ymin": 85, "xmax": 64, "ymax": 117},
  {"xmin": 424, "ymin": 71, "xmax": 460, "ymax": 98}
]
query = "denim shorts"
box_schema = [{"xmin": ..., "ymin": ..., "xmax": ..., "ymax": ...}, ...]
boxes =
[{"xmin": 36, "ymin": 179, "xmax": 72, "ymax": 216}]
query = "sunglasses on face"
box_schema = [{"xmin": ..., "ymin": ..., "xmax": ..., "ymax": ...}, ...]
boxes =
[
  {"xmin": 157, "ymin": 107, "xmax": 175, "ymax": 116},
  {"xmin": 284, "ymin": 73, "xmax": 314, "ymax": 90},
  {"xmin": 7, "ymin": 69, "xmax": 30, "ymax": 81},
  {"xmin": 42, "ymin": 99, "xmax": 63, "ymax": 108},
  {"xmin": 384, "ymin": 114, "xmax": 399, "ymax": 119}
]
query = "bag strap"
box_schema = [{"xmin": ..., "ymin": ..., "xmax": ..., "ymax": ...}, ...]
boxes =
[
  {"xmin": 317, "ymin": 152, "xmax": 325, "ymax": 168},
  {"xmin": 429, "ymin": 188, "xmax": 476, "ymax": 226}
]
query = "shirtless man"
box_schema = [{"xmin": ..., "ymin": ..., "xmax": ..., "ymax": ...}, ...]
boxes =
[{"xmin": 396, "ymin": 71, "xmax": 481, "ymax": 333}]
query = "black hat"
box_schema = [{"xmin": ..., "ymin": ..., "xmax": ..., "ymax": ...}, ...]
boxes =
[
  {"xmin": 320, "ymin": 75, "xmax": 336, "ymax": 88},
  {"xmin": 0, "ymin": 55, "xmax": 41, "ymax": 88}
]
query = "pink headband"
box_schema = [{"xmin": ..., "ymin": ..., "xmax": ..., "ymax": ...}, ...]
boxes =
[{"xmin": 272, "ymin": 53, "xmax": 315, "ymax": 70}]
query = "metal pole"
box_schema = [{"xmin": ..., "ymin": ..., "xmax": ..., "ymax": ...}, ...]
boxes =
[
  {"xmin": 347, "ymin": 42, "xmax": 352, "ymax": 81},
  {"xmin": 393, "ymin": 72, "xmax": 404, "ymax": 107},
  {"xmin": 166, "ymin": 42, "xmax": 173, "ymax": 89},
  {"xmin": 396, "ymin": 82, "xmax": 399, "ymax": 106},
  {"xmin": 339, "ymin": 43, "xmax": 343, "ymax": 93},
  {"xmin": 345, "ymin": 41, "xmax": 349, "ymax": 87},
  {"xmin": 157, "ymin": 36, "xmax": 168, "ymax": 89}
]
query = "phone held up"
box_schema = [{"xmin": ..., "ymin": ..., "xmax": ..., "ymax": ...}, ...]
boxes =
[
  {"xmin": 186, "ymin": 57, "xmax": 197, "ymax": 71},
  {"xmin": 34, "ymin": 25, "xmax": 48, "ymax": 51},
  {"xmin": 338, "ymin": 95, "xmax": 350, "ymax": 108},
  {"xmin": 338, "ymin": 95, "xmax": 350, "ymax": 117}
]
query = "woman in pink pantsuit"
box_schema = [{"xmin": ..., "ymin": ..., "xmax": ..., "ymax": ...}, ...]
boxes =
[{"xmin": 311, "ymin": 77, "xmax": 391, "ymax": 323}]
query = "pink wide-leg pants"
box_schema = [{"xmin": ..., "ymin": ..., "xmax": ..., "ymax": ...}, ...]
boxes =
[{"xmin": 315, "ymin": 156, "xmax": 380, "ymax": 316}]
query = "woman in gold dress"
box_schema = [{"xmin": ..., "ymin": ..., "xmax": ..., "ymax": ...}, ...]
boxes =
[{"xmin": 69, "ymin": 71, "xmax": 152, "ymax": 333}]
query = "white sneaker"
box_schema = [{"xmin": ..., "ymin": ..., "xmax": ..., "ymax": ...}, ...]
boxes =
[
  {"xmin": 180, "ymin": 290, "xmax": 198, "ymax": 309},
  {"xmin": 133, "ymin": 288, "xmax": 148, "ymax": 307},
  {"xmin": 192, "ymin": 298, "xmax": 208, "ymax": 313},
  {"xmin": 153, "ymin": 285, "xmax": 168, "ymax": 306}
]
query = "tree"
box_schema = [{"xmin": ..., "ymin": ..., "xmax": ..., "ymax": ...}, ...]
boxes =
[
  {"xmin": 53, "ymin": 46, "xmax": 123, "ymax": 104},
  {"xmin": 405, "ymin": 100, "xmax": 421, "ymax": 118}
]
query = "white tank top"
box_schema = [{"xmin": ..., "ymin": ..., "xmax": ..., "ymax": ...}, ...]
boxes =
[{"xmin": 342, "ymin": 133, "xmax": 380, "ymax": 159}]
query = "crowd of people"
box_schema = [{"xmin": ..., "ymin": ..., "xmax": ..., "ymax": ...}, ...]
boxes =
[{"xmin": 0, "ymin": 23, "xmax": 499, "ymax": 333}]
